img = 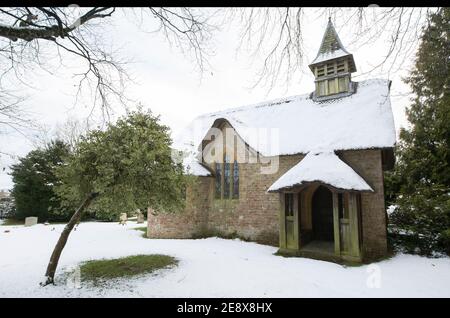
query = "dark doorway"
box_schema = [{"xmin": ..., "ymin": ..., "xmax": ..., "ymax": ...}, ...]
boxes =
[{"xmin": 312, "ymin": 185, "xmax": 334, "ymax": 241}]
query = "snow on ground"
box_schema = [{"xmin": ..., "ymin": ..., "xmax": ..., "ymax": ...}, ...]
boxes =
[{"xmin": 1, "ymin": 221, "xmax": 449, "ymax": 298}]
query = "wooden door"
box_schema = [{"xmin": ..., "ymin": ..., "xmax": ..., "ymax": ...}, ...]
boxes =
[
  {"xmin": 285, "ymin": 193, "xmax": 295, "ymax": 249},
  {"xmin": 279, "ymin": 192, "xmax": 299, "ymax": 250},
  {"xmin": 312, "ymin": 186, "xmax": 334, "ymax": 241},
  {"xmin": 336, "ymin": 192, "xmax": 361, "ymax": 258}
]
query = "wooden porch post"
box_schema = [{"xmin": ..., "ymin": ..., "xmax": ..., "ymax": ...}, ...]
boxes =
[
  {"xmin": 279, "ymin": 193, "xmax": 286, "ymax": 249},
  {"xmin": 293, "ymin": 193, "xmax": 300, "ymax": 250},
  {"xmin": 348, "ymin": 193, "xmax": 361, "ymax": 259},
  {"xmin": 332, "ymin": 192, "xmax": 341, "ymax": 256}
]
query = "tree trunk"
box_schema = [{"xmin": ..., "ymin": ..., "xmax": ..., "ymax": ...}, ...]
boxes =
[{"xmin": 41, "ymin": 192, "xmax": 99, "ymax": 286}]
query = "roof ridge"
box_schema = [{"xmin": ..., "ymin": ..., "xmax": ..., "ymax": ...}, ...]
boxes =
[
  {"xmin": 174, "ymin": 77, "xmax": 395, "ymax": 157},
  {"xmin": 195, "ymin": 78, "xmax": 388, "ymax": 120},
  {"xmin": 196, "ymin": 93, "xmax": 308, "ymax": 120}
]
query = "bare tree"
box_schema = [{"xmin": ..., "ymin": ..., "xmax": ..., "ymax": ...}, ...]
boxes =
[
  {"xmin": 0, "ymin": 91, "xmax": 35, "ymax": 137},
  {"xmin": 0, "ymin": 7, "xmax": 437, "ymax": 125},
  {"xmin": 228, "ymin": 7, "xmax": 437, "ymax": 91},
  {"xmin": 0, "ymin": 7, "xmax": 216, "ymax": 122},
  {"xmin": 53, "ymin": 117, "xmax": 92, "ymax": 151},
  {"xmin": 0, "ymin": 8, "xmax": 217, "ymax": 286}
]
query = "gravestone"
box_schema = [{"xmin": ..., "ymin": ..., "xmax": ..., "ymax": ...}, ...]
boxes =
[
  {"xmin": 146, "ymin": 207, "xmax": 154, "ymax": 238},
  {"xmin": 119, "ymin": 213, "xmax": 127, "ymax": 225},
  {"xmin": 25, "ymin": 216, "xmax": 38, "ymax": 227},
  {"xmin": 137, "ymin": 210, "xmax": 145, "ymax": 224}
]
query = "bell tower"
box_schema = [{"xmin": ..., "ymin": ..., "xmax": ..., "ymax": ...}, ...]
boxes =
[{"xmin": 309, "ymin": 18, "xmax": 356, "ymax": 100}]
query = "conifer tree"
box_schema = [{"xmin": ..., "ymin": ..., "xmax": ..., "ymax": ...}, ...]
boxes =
[
  {"xmin": 387, "ymin": 8, "xmax": 450, "ymax": 255},
  {"xmin": 10, "ymin": 140, "xmax": 71, "ymax": 222}
]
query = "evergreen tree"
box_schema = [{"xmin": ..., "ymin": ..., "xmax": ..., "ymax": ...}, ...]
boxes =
[
  {"xmin": 387, "ymin": 8, "xmax": 450, "ymax": 255},
  {"xmin": 10, "ymin": 140, "xmax": 72, "ymax": 222},
  {"xmin": 43, "ymin": 107, "xmax": 187, "ymax": 285},
  {"xmin": 54, "ymin": 108, "xmax": 187, "ymax": 221}
]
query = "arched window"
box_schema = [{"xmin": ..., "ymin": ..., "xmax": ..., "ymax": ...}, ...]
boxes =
[
  {"xmin": 215, "ymin": 162, "xmax": 221, "ymax": 199},
  {"xmin": 232, "ymin": 160, "xmax": 239, "ymax": 199},
  {"xmin": 223, "ymin": 156, "xmax": 231, "ymax": 199},
  {"xmin": 212, "ymin": 127, "xmax": 240, "ymax": 201}
]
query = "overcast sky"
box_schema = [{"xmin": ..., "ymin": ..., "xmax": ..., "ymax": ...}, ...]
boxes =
[{"xmin": 0, "ymin": 8, "xmax": 417, "ymax": 190}]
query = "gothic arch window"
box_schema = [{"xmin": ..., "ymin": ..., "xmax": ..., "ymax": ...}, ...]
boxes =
[
  {"xmin": 223, "ymin": 155, "xmax": 231, "ymax": 199},
  {"xmin": 233, "ymin": 160, "xmax": 239, "ymax": 199},
  {"xmin": 213, "ymin": 126, "xmax": 240, "ymax": 200},
  {"xmin": 215, "ymin": 162, "xmax": 221, "ymax": 199}
]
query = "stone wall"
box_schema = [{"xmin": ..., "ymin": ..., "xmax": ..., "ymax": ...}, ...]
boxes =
[
  {"xmin": 206, "ymin": 154, "xmax": 304, "ymax": 245},
  {"xmin": 340, "ymin": 149, "xmax": 388, "ymax": 260},
  {"xmin": 146, "ymin": 154, "xmax": 304, "ymax": 245},
  {"xmin": 147, "ymin": 147, "xmax": 388, "ymax": 261},
  {"xmin": 147, "ymin": 177, "xmax": 213, "ymax": 239}
]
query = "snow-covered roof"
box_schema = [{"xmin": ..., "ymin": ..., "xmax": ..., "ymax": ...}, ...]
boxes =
[
  {"xmin": 267, "ymin": 151, "xmax": 373, "ymax": 192},
  {"xmin": 174, "ymin": 79, "xmax": 396, "ymax": 161},
  {"xmin": 310, "ymin": 48, "xmax": 350, "ymax": 65},
  {"xmin": 181, "ymin": 152, "xmax": 212, "ymax": 176},
  {"xmin": 184, "ymin": 159, "xmax": 212, "ymax": 176}
]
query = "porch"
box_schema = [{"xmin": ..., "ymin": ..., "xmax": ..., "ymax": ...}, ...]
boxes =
[
  {"xmin": 267, "ymin": 151, "xmax": 373, "ymax": 263},
  {"xmin": 277, "ymin": 184, "xmax": 364, "ymax": 263}
]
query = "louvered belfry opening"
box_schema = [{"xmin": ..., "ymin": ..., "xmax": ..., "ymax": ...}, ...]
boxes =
[{"xmin": 309, "ymin": 18, "xmax": 357, "ymax": 99}]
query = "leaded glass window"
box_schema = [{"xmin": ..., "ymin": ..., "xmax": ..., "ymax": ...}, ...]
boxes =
[
  {"xmin": 215, "ymin": 162, "xmax": 221, "ymax": 199},
  {"xmin": 232, "ymin": 160, "xmax": 239, "ymax": 199},
  {"xmin": 223, "ymin": 156, "xmax": 231, "ymax": 199}
]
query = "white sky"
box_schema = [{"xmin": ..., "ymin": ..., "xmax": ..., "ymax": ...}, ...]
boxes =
[{"xmin": 0, "ymin": 8, "xmax": 416, "ymax": 190}]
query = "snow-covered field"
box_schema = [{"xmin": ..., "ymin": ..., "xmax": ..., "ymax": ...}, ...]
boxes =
[{"xmin": 1, "ymin": 221, "xmax": 449, "ymax": 298}]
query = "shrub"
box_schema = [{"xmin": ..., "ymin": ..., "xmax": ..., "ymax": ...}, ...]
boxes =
[
  {"xmin": 438, "ymin": 229, "xmax": 450, "ymax": 255},
  {"xmin": 388, "ymin": 186, "xmax": 450, "ymax": 255}
]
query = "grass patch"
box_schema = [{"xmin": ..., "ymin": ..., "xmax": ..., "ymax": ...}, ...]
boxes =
[
  {"xmin": 132, "ymin": 226, "xmax": 148, "ymax": 238},
  {"xmin": 80, "ymin": 254, "xmax": 177, "ymax": 283},
  {"xmin": 134, "ymin": 226, "xmax": 147, "ymax": 233},
  {"xmin": 191, "ymin": 229, "xmax": 251, "ymax": 242}
]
